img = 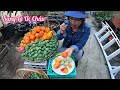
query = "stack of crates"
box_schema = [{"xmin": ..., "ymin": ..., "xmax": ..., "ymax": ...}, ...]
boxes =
[
  {"xmin": 47, "ymin": 54, "xmax": 77, "ymax": 79},
  {"xmin": 24, "ymin": 61, "xmax": 48, "ymax": 73}
]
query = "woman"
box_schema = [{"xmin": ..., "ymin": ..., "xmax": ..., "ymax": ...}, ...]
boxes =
[{"xmin": 56, "ymin": 11, "xmax": 91, "ymax": 67}]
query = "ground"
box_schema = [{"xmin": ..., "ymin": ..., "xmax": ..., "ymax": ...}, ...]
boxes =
[
  {"xmin": 75, "ymin": 17, "xmax": 110, "ymax": 79},
  {"xmin": 0, "ymin": 16, "xmax": 119, "ymax": 79}
]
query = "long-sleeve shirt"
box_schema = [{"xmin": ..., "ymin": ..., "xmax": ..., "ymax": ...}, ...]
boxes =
[{"xmin": 57, "ymin": 20, "xmax": 91, "ymax": 53}]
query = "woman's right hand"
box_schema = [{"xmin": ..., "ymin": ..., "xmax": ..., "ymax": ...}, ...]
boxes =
[{"xmin": 59, "ymin": 23, "xmax": 68, "ymax": 34}]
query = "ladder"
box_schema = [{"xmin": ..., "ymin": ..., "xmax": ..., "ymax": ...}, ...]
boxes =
[{"xmin": 94, "ymin": 21, "xmax": 120, "ymax": 79}]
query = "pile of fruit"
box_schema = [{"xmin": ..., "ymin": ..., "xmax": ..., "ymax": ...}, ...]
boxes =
[
  {"xmin": 25, "ymin": 72, "xmax": 48, "ymax": 79},
  {"xmin": 53, "ymin": 52, "xmax": 73, "ymax": 74},
  {"xmin": 19, "ymin": 26, "xmax": 54, "ymax": 48},
  {"xmin": 16, "ymin": 25, "xmax": 59, "ymax": 62},
  {"xmin": 21, "ymin": 35, "xmax": 58, "ymax": 62}
]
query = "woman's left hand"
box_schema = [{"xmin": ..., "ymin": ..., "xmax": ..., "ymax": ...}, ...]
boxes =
[{"xmin": 64, "ymin": 47, "xmax": 74, "ymax": 56}]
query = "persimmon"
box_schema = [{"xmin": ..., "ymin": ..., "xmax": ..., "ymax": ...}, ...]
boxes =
[
  {"xmin": 41, "ymin": 26, "xmax": 45, "ymax": 32},
  {"xmin": 23, "ymin": 44, "xmax": 27, "ymax": 47},
  {"xmin": 46, "ymin": 32, "xmax": 52, "ymax": 40},
  {"xmin": 45, "ymin": 27, "xmax": 50, "ymax": 33},
  {"xmin": 24, "ymin": 39, "xmax": 30, "ymax": 44},
  {"xmin": 20, "ymin": 43, "xmax": 26, "ymax": 47},
  {"xmin": 61, "ymin": 68, "xmax": 65, "ymax": 72},
  {"xmin": 35, "ymin": 38, "xmax": 39, "ymax": 41},
  {"xmin": 42, "ymin": 34, "xmax": 47, "ymax": 40},
  {"xmin": 46, "ymin": 35, "xmax": 51, "ymax": 40},
  {"xmin": 26, "ymin": 32, "xmax": 32, "ymax": 37},
  {"xmin": 32, "ymin": 30, "xmax": 37, "ymax": 35},
  {"xmin": 68, "ymin": 63, "xmax": 72, "ymax": 68},
  {"xmin": 36, "ymin": 26, "xmax": 41, "ymax": 32},
  {"xmin": 35, "ymin": 33, "xmax": 40, "ymax": 39},
  {"xmin": 30, "ymin": 34, "xmax": 35, "ymax": 40},
  {"xmin": 30, "ymin": 40, "xmax": 34, "ymax": 43},
  {"xmin": 55, "ymin": 58, "xmax": 62, "ymax": 62},
  {"xmin": 39, "ymin": 36, "xmax": 42, "ymax": 40},
  {"xmin": 50, "ymin": 31, "xmax": 54, "ymax": 35},
  {"xmin": 53, "ymin": 64, "xmax": 59, "ymax": 69},
  {"xmin": 47, "ymin": 31, "xmax": 53, "ymax": 38},
  {"xmin": 61, "ymin": 67, "xmax": 68, "ymax": 73},
  {"xmin": 55, "ymin": 61, "xmax": 61, "ymax": 66},
  {"xmin": 53, "ymin": 63, "xmax": 60, "ymax": 69},
  {"xmin": 30, "ymin": 29, "xmax": 33, "ymax": 31},
  {"xmin": 44, "ymin": 32, "xmax": 47, "ymax": 35},
  {"xmin": 20, "ymin": 43, "xmax": 24, "ymax": 47},
  {"xmin": 63, "ymin": 67, "xmax": 68, "ymax": 73},
  {"xmin": 23, "ymin": 36, "xmax": 30, "ymax": 41},
  {"xmin": 61, "ymin": 52, "xmax": 68, "ymax": 58},
  {"xmin": 21, "ymin": 40, "xmax": 24, "ymax": 43},
  {"xmin": 39, "ymin": 31, "xmax": 44, "ymax": 37},
  {"xmin": 33, "ymin": 27, "xmax": 38, "ymax": 32}
]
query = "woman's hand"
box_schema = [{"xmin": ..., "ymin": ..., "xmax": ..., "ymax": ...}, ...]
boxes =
[
  {"xmin": 64, "ymin": 47, "xmax": 74, "ymax": 56},
  {"xmin": 59, "ymin": 23, "xmax": 68, "ymax": 34}
]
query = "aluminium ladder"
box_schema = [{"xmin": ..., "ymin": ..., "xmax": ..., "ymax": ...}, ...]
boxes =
[{"xmin": 94, "ymin": 21, "xmax": 120, "ymax": 79}]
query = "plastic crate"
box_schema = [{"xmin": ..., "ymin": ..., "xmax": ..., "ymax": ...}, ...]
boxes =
[
  {"xmin": 24, "ymin": 61, "xmax": 48, "ymax": 73},
  {"xmin": 47, "ymin": 54, "xmax": 77, "ymax": 79}
]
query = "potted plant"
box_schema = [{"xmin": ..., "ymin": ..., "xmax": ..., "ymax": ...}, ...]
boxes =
[
  {"xmin": 22, "ymin": 11, "xmax": 48, "ymax": 27},
  {"xmin": 0, "ymin": 11, "xmax": 22, "ymax": 40},
  {"xmin": 94, "ymin": 11, "xmax": 114, "ymax": 28}
]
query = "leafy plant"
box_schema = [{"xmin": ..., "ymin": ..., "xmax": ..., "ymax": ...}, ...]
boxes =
[
  {"xmin": 8, "ymin": 11, "xmax": 18, "ymax": 17},
  {"xmin": 22, "ymin": 11, "xmax": 48, "ymax": 17},
  {"xmin": 95, "ymin": 11, "xmax": 115, "ymax": 21}
]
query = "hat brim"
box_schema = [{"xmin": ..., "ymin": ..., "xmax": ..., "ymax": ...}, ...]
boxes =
[{"xmin": 64, "ymin": 11, "xmax": 86, "ymax": 19}]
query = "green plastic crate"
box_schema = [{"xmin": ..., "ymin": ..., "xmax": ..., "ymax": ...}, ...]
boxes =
[{"xmin": 47, "ymin": 53, "xmax": 77, "ymax": 79}]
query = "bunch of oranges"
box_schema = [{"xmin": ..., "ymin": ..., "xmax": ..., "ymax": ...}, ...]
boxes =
[{"xmin": 20, "ymin": 26, "xmax": 54, "ymax": 48}]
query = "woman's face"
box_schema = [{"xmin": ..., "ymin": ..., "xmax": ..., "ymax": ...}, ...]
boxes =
[{"xmin": 69, "ymin": 17, "xmax": 82, "ymax": 29}]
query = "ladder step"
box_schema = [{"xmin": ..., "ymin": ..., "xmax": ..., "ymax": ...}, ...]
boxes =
[
  {"xmin": 103, "ymin": 39, "xmax": 115, "ymax": 50},
  {"xmin": 111, "ymin": 66, "xmax": 118, "ymax": 69},
  {"xmin": 106, "ymin": 24, "xmax": 120, "ymax": 47},
  {"xmin": 107, "ymin": 48, "xmax": 120, "ymax": 61},
  {"xmin": 96, "ymin": 25, "xmax": 108, "ymax": 36},
  {"xmin": 102, "ymin": 22, "xmax": 106, "ymax": 27},
  {"xmin": 94, "ymin": 32, "xmax": 108, "ymax": 58},
  {"xmin": 99, "ymin": 31, "xmax": 110, "ymax": 42},
  {"xmin": 111, "ymin": 66, "xmax": 120, "ymax": 74}
]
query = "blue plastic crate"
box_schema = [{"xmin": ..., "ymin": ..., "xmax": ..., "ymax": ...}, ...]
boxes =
[{"xmin": 47, "ymin": 53, "xmax": 77, "ymax": 79}]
